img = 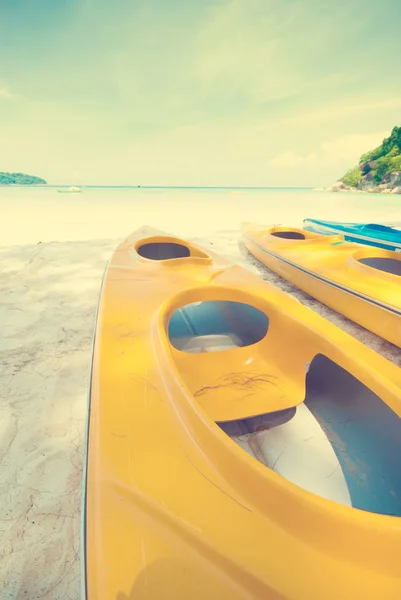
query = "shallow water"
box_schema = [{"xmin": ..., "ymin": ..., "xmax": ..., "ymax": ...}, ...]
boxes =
[{"xmin": 1, "ymin": 185, "xmax": 400, "ymax": 246}]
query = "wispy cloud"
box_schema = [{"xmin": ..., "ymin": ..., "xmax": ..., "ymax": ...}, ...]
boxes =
[
  {"xmin": 194, "ymin": 0, "xmax": 305, "ymax": 104},
  {"xmin": 278, "ymin": 98, "xmax": 401, "ymax": 125},
  {"xmin": 321, "ymin": 131, "xmax": 389, "ymax": 162},
  {"xmin": 268, "ymin": 131, "xmax": 389, "ymax": 172},
  {"xmin": 0, "ymin": 85, "xmax": 15, "ymax": 100},
  {"xmin": 269, "ymin": 151, "xmax": 319, "ymax": 169}
]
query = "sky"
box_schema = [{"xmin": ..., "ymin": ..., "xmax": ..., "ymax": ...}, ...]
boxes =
[{"xmin": 0, "ymin": 0, "xmax": 401, "ymax": 186}]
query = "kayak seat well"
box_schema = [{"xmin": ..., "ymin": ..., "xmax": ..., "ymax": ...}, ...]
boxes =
[
  {"xmin": 358, "ymin": 257, "xmax": 401, "ymax": 276},
  {"xmin": 135, "ymin": 236, "xmax": 211, "ymax": 262},
  {"xmin": 220, "ymin": 354, "xmax": 401, "ymax": 515},
  {"xmin": 270, "ymin": 231, "xmax": 306, "ymax": 240},
  {"xmin": 168, "ymin": 300, "xmax": 269, "ymax": 352},
  {"xmin": 365, "ymin": 223, "xmax": 394, "ymax": 232},
  {"xmin": 137, "ymin": 242, "xmax": 191, "ymax": 260},
  {"xmin": 168, "ymin": 300, "xmax": 298, "ymax": 422}
]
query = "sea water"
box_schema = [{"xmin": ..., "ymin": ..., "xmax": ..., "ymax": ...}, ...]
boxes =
[{"xmin": 0, "ymin": 185, "xmax": 400, "ymax": 246}]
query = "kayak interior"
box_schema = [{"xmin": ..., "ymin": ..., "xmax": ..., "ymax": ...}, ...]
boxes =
[
  {"xmin": 134, "ymin": 235, "xmax": 211, "ymax": 262},
  {"xmin": 358, "ymin": 256, "xmax": 401, "ymax": 275},
  {"xmin": 365, "ymin": 223, "xmax": 396, "ymax": 233},
  {"xmin": 169, "ymin": 300, "xmax": 269, "ymax": 352},
  {"xmin": 268, "ymin": 227, "xmax": 320, "ymax": 241},
  {"xmin": 271, "ymin": 231, "xmax": 306, "ymax": 240},
  {"xmin": 168, "ymin": 299, "xmax": 401, "ymax": 517},
  {"xmin": 138, "ymin": 241, "xmax": 191, "ymax": 260},
  {"xmin": 221, "ymin": 354, "xmax": 401, "ymax": 517}
]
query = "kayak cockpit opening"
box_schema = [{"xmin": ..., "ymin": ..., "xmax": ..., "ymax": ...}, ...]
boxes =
[
  {"xmin": 364, "ymin": 223, "xmax": 394, "ymax": 232},
  {"xmin": 137, "ymin": 242, "xmax": 191, "ymax": 260},
  {"xmin": 357, "ymin": 257, "xmax": 401, "ymax": 276},
  {"xmin": 219, "ymin": 354, "xmax": 401, "ymax": 516},
  {"xmin": 168, "ymin": 300, "xmax": 269, "ymax": 353},
  {"xmin": 270, "ymin": 231, "xmax": 306, "ymax": 240},
  {"xmin": 135, "ymin": 236, "xmax": 211, "ymax": 262}
]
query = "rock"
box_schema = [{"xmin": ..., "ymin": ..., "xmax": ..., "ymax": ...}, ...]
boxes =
[
  {"xmin": 330, "ymin": 181, "xmax": 347, "ymax": 192},
  {"xmin": 357, "ymin": 172, "xmax": 376, "ymax": 191},
  {"xmin": 382, "ymin": 171, "xmax": 401, "ymax": 187},
  {"xmin": 390, "ymin": 186, "xmax": 401, "ymax": 194}
]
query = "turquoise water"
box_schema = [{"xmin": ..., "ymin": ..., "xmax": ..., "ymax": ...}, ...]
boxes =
[{"xmin": 0, "ymin": 186, "xmax": 400, "ymax": 246}]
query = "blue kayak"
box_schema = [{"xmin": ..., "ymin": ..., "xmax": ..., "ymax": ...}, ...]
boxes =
[{"xmin": 303, "ymin": 218, "xmax": 401, "ymax": 252}]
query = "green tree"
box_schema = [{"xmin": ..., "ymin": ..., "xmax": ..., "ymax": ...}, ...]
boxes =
[{"xmin": 342, "ymin": 166, "xmax": 361, "ymax": 187}]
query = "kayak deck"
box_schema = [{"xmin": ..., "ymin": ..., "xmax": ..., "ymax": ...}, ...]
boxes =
[
  {"xmin": 242, "ymin": 222, "xmax": 401, "ymax": 347},
  {"xmin": 304, "ymin": 218, "xmax": 401, "ymax": 251},
  {"xmin": 168, "ymin": 299, "xmax": 401, "ymax": 515},
  {"xmin": 84, "ymin": 228, "xmax": 401, "ymax": 600}
]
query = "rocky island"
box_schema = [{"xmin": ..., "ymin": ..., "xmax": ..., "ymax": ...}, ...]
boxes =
[
  {"xmin": 330, "ymin": 126, "xmax": 401, "ymax": 194},
  {"xmin": 0, "ymin": 172, "xmax": 47, "ymax": 185}
]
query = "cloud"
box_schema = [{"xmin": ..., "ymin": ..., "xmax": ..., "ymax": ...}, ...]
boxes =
[
  {"xmin": 268, "ymin": 130, "xmax": 388, "ymax": 170},
  {"xmin": 0, "ymin": 86, "xmax": 15, "ymax": 100},
  {"xmin": 269, "ymin": 151, "xmax": 318, "ymax": 169},
  {"xmin": 194, "ymin": 0, "xmax": 309, "ymax": 104},
  {"xmin": 279, "ymin": 98, "xmax": 401, "ymax": 125},
  {"xmin": 321, "ymin": 131, "xmax": 388, "ymax": 162},
  {"xmin": 193, "ymin": 0, "xmax": 390, "ymax": 109}
]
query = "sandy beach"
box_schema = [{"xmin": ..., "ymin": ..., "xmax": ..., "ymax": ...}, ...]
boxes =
[{"xmin": 1, "ymin": 187, "xmax": 401, "ymax": 598}]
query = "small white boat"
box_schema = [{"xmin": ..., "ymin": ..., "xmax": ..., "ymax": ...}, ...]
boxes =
[{"xmin": 57, "ymin": 186, "xmax": 82, "ymax": 193}]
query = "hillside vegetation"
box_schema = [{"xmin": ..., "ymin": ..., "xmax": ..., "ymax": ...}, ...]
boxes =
[
  {"xmin": 0, "ymin": 172, "xmax": 47, "ymax": 185},
  {"xmin": 332, "ymin": 126, "xmax": 401, "ymax": 193}
]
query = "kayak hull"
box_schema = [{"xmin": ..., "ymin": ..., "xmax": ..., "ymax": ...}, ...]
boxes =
[
  {"xmin": 304, "ymin": 218, "xmax": 401, "ymax": 252},
  {"xmin": 83, "ymin": 227, "xmax": 401, "ymax": 600},
  {"xmin": 242, "ymin": 223, "xmax": 401, "ymax": 348}
]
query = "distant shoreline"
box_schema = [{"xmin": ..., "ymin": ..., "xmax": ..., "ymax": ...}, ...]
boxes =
[
  {"xmin": 0, "ymin": 172, "xmax": 47, "ymax": 185},
  {"xmin": 2, "ymin": 184, "xmax": 316, "ymax": 190}
]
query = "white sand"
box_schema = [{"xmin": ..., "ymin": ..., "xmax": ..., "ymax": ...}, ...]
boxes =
[{"xmin": 1, "ymin": 192, "xmax": 400, "ymax": 598}]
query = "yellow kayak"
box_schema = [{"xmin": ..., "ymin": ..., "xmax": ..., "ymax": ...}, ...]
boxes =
[
  {"xmin": 83, "ymin": 228, "xmax": 401, "ymax": 600},
  {"xmin": 242, "ymin": 222, "xmax": 401, "ymax": 348}
]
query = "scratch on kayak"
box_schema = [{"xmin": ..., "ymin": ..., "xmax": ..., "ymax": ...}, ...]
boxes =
[
  {"xmin": 194, "ymin": 372, "xmax": 280, "ymax": 398},
  {"xmin": 180, "ymin": 445, "xmax": 252, "ymax": 513},
  {"xmin": 141, "ymin": 537, "xmax": 148, "ymax": 585},
  {"xmin": 324, "ymin": 463, "xmax": 340, "ymax": 479},
  {"xmin": 127, "ymin": 373, "xmax": 159, "ymax": 393},
  {"xmin": 113, "ymin": 324, "xmax": 138, "ymax": 338},
  {"xmin": 271, "ymin": 447, "xmax": 287, "ymax": 470}
]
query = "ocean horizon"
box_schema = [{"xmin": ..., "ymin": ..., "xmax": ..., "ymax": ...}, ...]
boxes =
[
  {"xmin": 3, "ymin": 183, "xmax": 315, "ymax": 189},
  {"xmin": 1, "ymin": 184, "xmax": 400, "ymax": 247}
]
